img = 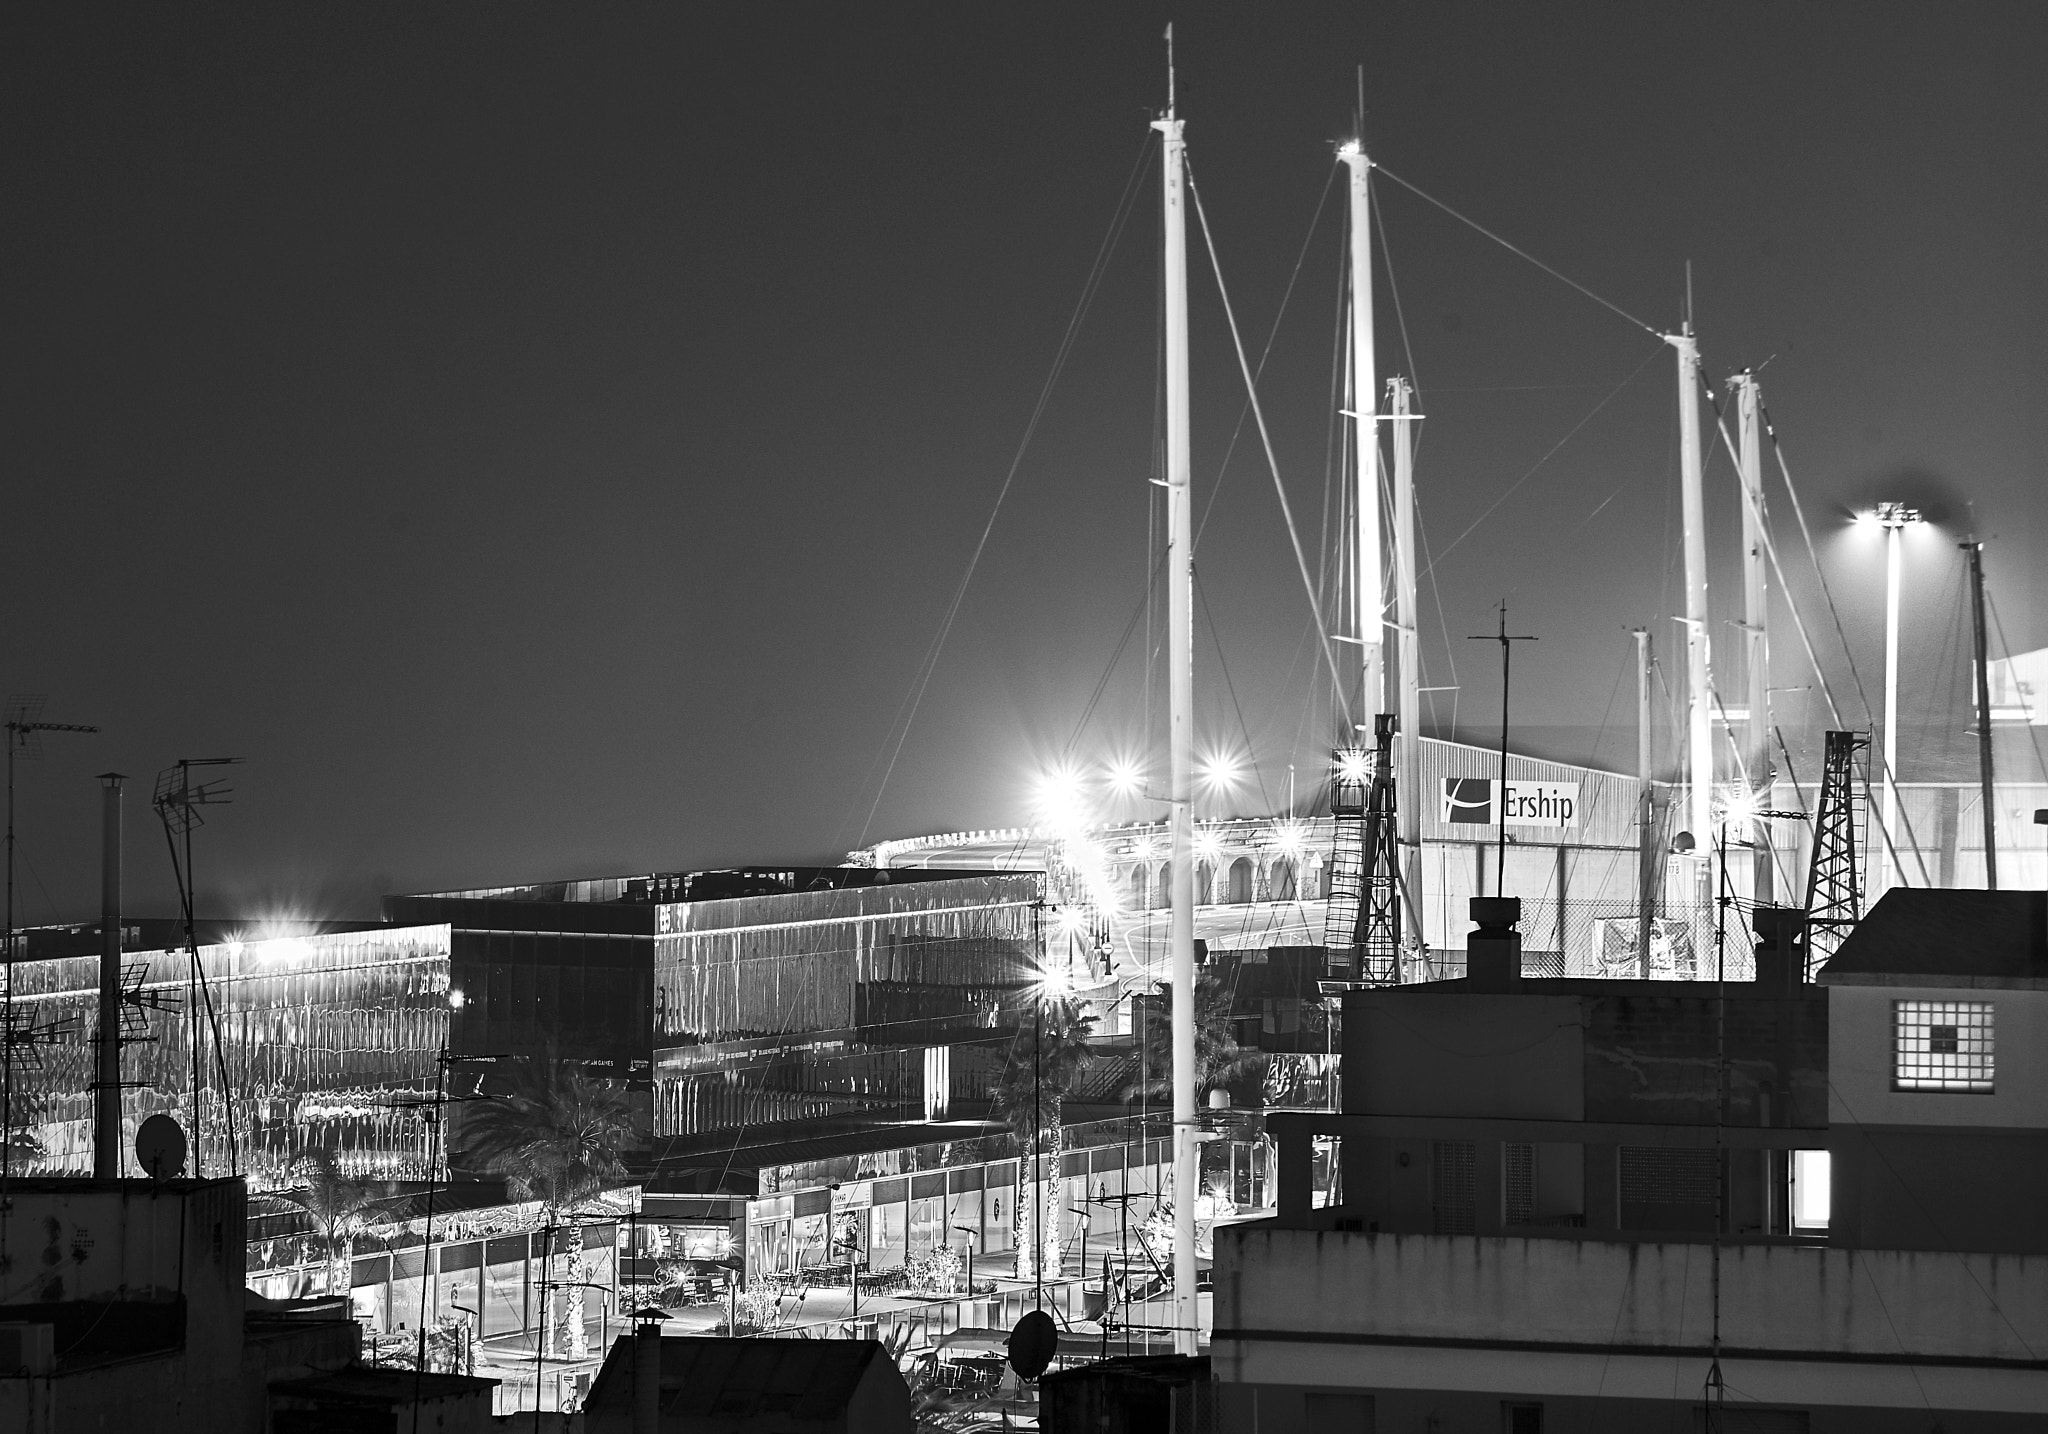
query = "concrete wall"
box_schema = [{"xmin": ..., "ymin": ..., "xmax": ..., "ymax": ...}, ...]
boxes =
[
  {"xmin": 1213, "ymin": 1227, "xmax": 2048, "ymax": 1420},
  {"xmin": 1343, "ymin": 994, "xmax": 1585, "ymax": 1120},
  {"xmin": 1829, "ymin": 983, "xmax": 2048, "ymax": 1129}
]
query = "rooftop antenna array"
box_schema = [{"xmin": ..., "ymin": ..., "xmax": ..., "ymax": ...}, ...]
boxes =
[
  {"xmin": 2, "ymin": 695, "xmax": 97, "ymax": 1188},
  {"xmin": 152, "ymin": 757, "xmax": 242, "ymax": 1176}
]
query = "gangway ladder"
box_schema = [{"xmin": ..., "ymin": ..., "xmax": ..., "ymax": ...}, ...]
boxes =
[
  {"xmin": 1323, "ymin": 714, "xmax": 1402, "ymax": 984},
  {"xmin": 1803, "ymin": 729, "xmax": 1869, "ymax": 974}
]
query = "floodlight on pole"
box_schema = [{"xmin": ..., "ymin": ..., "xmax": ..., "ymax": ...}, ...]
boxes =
[{"xmin": 1875, "ymin": 505, "xmax": 1920, "ymax": 892}]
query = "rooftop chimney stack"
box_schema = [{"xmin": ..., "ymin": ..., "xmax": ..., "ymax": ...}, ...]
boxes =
[
  {"xmin": 1466, "ymin": 896, "xmax": 1522, "ymax": 991},
  {"xmin": 95, "ymin": 773, "xmax": 123, "ymax": 1180}
]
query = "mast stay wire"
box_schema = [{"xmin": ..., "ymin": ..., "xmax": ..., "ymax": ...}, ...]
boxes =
[
  {"xmin": 1185, "ymin": 163, "xmax": 1352, "ymax": 729},
  {"xmin": 1418, "ymin": 344, "xmax": 1664, "ymax": 581},
  {"xmin": 1710, "ymin": 388, "xmax": 1929, "ymax": 887},
  {"xmin": 846, "ymin": 133, "xmax": 1156, "ymax": 849},
  {"xmin": 1372, "ymin": 163, "xmax": 1662, "ymax": 338},
  {"xmin": 1701, "ymin": 379, "xmax": 1931, "ymax": 885}
]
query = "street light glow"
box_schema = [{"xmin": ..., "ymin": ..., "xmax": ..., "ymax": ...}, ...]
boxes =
[{"xmin": 1874, "ymin": 502, "xmax": 1921, "ymax": 529}]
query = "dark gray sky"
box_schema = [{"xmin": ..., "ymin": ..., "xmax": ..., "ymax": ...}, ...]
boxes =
[{"xmin": 4, "ymin": 3, "xmax": 2042, "ymax": 921}]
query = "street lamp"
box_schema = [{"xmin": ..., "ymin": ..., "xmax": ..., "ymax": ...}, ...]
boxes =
[{"xmin": 1874, "ymin": 503, "xmax": 1921, "ymax": 893}]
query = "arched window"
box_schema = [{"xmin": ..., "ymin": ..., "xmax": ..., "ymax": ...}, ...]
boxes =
[
  {"xmin": 1129, "ymin": 865, "xmax": 1148, "ymax": 909},
  {"xmin": 1227, "ymin": 857, "xmax": 1254, "ymax": 904},
  {"xmin": 1196, "ymin": 863, "xmax": 1215, "ymax": 904},
  {"xmin": 1155, "ymin": 863, "xmax": 1172, "ymax": 909},
  {"xmin": 1270, "ymin": 859, "xmax": 1296, "ymax": 901}
]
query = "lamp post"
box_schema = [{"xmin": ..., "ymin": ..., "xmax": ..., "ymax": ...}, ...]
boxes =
[{"xmin": 1876, "ymin": 503, "xmax": 1921, "ymax": 893}]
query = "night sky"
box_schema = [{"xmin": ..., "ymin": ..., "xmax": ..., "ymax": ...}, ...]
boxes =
[{"xmin": 4, "ymin": 3, "xmax": 2042, "ymax": 921}]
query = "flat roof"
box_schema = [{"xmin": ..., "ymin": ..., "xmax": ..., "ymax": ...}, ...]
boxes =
[{"xmin": 1822, "ymin": 888, "xmax": 2047, "ymax": 986}]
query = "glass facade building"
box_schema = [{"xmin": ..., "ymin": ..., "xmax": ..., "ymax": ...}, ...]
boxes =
[
  {"xmin": 9, "ymin": 924, "xmax": 452, "ymax": 1189},
  {"xmin": 654, "ymin": 873, "xmax": 1043, "ymax": 1146}
]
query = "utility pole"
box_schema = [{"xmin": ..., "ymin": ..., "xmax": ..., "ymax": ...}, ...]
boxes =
[
  {"xmin": 1732, "ymin": 373, "xmax": 1773, "ymax": 903},
  {"xmin": 1151, "ymin": 34, "xmax": 1199, "ymax": 1360},
  {"xmin": 1964, "ymin": 540, "xmax": 1998, "ymax": 888},
  {"xmin": 95, "ymin": 775, "xmax": 124, "ymax": 1179},
  {"xmin": 1468, "ymin": 606, "xmax": 1537, "ymax": 898},
  {"xmin": 1389, "ymin": 376, "xmax": 1423, "ymax": 970}
]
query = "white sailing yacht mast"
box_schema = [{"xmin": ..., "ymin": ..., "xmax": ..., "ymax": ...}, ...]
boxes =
[
  {"xmin": 1668, "ymin": 323, "xmax": 1714, "ymax": 867},
  {"xmin": 1338, "ymin": 143, "xmax": 1384, "ymax": 724},
  {"xmin": 1151, "ymin": 34, "xmax": 1201, "ymax": 1359}
]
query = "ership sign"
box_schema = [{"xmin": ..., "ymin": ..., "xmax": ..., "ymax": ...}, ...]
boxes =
[{"xmin": 1440, "ymin": 777, "xmax": 1580, "ymax": 829}]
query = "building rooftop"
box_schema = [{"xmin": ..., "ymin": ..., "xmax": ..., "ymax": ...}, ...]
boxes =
[
  {"xmin": 586, "ymin": 1336, "xmax": 894, "ymax": 1420},
  {"xmin": 1822, "ymin": 888, "xmax": 2047, "ymax": 986}
]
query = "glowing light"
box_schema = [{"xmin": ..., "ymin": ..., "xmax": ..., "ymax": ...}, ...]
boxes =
[
  {"xmin": 1034, "ymin": 766, "xmax": 1088, "ymax": 831},
  {"xmin": 1106, "ymin": 759, "xmax": 1145, "ymax": 798},
  {"xmin": 1271, "ymin": 822, "xmax": 1307, "ymax": 856},
  {"xmin": 1337, "ymin": 140, "xmax": 1361, "ymax": 158},
  {"xmin": 1332, "ymin": 748, "xmax": 1371, "ymax": 784},
  {"xmin": 1875, "ymin": 502, "xmax": 1921, "ymax": 529},
  {"xmin": 1193, "ymin": 829, "xmax": 1223, "ymax": 860},
  {"xmin": 448, "ymin": 988, "xmax": 467, "ymax": 1011}
]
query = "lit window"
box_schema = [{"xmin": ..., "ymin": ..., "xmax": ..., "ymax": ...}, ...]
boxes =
[
  {"xmin": 1790, "ymin": 1150, "xmax": 1830, "ymax": 1230},
  {"xmin": 1892, "ymin": 1000, "xmax": 1994, "ymax": 1092}
]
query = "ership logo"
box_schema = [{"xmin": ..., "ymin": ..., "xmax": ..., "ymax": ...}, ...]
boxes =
[
  {"xmin": 1440, "ymin": 778, "xmax": 1580, "ymax": 829},
  {"xmin": 1441, "ymin": 777, "xmax": 1495, "ymax": 824}
]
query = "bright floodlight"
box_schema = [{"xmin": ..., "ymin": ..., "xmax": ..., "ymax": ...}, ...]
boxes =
[
  {"xmin": 1272, "ymin": 822, "xmax": 1306, "ymax": 855},
  {"xmin": 1193, "ymin": 828, "xmax": 1222, "ymax": 859},
  {"xmin": 1337, "ymin": 139, "xmax": 1361, "ymax": 158},
  {"xmin": 1106, "ymin": 759, "xmax": 1145, "ymax": 798},
  {"xmin": 1197, "ymin": 752, "xmax": 1241, "ymax": 791},
  {"xmin": 1036, "ymin": 767, "xmax": 1087, "ymax": 829},
  {"xmin": 448, "ymin": 988, "xmax": 467, "ymax": 1011},
  {"xmin": 1333, "ymin": 748, "xmax": 1372, "ymax": 784},
  {"xmin": 1875, "ymin": 502, "xmax": 1921, "ymax": 529}
]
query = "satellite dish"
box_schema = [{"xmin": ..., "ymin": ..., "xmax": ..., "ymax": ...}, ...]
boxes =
[
  {"xmin": 135, "ymin": 1114, "xmax": 188, "ymax": 1180},
  {"xmin": 1006, "ymin": 1309, "xmax": 1058, "ymax": 1380}
]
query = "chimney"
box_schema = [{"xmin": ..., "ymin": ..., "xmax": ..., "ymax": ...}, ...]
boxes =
[
  {"xmin": 631, "ymin": 1309, "xmax": 664, "ymax": 1434},
  {"xmin": 1466, "ymin": 896, "xmax": 1522, "ymax": 991},
  {"xmin": 1750, "ymin": 906, "xmax": 1806, "ymax": 995},
  {"xmin": 95, "ymin": 774, "xmax": 124, "ymax": 1180}
]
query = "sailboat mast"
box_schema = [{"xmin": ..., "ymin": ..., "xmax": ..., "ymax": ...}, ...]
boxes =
[
  {"xmin": 1964, "ymin": 539, "xmax": 1997, "ymax": 889},
  {"xmin": 1734, "ymin": 373, "xmax": 1772, "ymax": 901},
  {"xmin": 1390, "ymin": 375, "xmax": 1421, "ymax": 967},
  {"xmin": 1340, "ymin": 143, "xmax": 1383, "ymax": 718},
  {"xmin": 1151, "ymin": 56, "xmax": 1200, "ymax": 1360},
  {"xmin": 1667, "ymin": 325, "xmax": 1714, "ymax": 863}
]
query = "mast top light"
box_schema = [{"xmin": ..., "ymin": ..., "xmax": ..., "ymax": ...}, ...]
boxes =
[{"xmin": 1874, "ymin": 502, "xmax": 1921, "ymax": 529}]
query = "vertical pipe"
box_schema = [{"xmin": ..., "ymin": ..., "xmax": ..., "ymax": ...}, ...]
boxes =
[
  {"xmin": 1151, "ymin": 98, "xmax": 1200, "ymax": 1360},
  {"xmin": 1634, "ymin": 629, "xmax": 1656, "ymax": 977},
  {"xmin": 1734, "ymin": 375, "xmax": 1773, "ymax": 903},
  {"xmin": 96, "ymin": 774, "xmax": 124, "ymax": 1179},
  {"xmin": 1965, "ymin": 541, "xmax": 1998, "ymax": 889},
  {"xmin": 1390, "ymin": 377, "xmax": 1421, "ymax": 970},
  {"xmin": 1882, "ymin": 523, "xmax": 1902, "ymax": 892},
  {"xmin": 1668, "ymin": 330, "xmax": 1714, "ymax": 880},
  {"xmin": 1340, "ymin": 144, "xmax": 1382, "ymax": 717}
]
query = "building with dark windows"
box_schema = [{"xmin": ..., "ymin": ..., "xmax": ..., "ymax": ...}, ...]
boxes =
[{"xmin": 1211, "ymin": 895, "xmax": 2048, "ymax": 1433}]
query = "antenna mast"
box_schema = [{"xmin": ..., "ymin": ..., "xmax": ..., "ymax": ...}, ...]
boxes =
[{"xmin": 1151, "ymin": 25, "xmax": 1200, "ymax": 1359}]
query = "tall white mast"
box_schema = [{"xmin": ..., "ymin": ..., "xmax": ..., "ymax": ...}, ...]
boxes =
[
  {"xmin": 1339, "ymin": 142, "xmax": 1383, "ymax": 719},
  {"xmin": 1667, "ymin": 324, "xmax": 1714, "ymax": 859},
  {"xmin": 1390, "ymin": 375, "xmax": 1421, "ymax": 967},
  {"xmin": 1152, "ymin": 38, "xmax": 1200, "ymax": 1359},
  {"xmin": 1733, "ymin": 372, "xmax": 1772, "ymax": 902}
]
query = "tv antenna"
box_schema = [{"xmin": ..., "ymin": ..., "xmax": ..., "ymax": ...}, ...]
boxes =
[
  {"xmin": 152, "ymin": 758, "xmax": 241, "ymax": 1177},
  {"xmin": 2, "ymin": 695, "xmax": 98, "ymax": 1187},
  {"xmin": 1466, "ymin": 606, "xmax": 1537, "ymax": 897}
]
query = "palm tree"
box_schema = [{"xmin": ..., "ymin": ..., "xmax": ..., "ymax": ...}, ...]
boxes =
[
  {"xmin": 991, "ymin": 994, "xmax": 1094, "ymax": 1281},
  {"xmin": 1123, "ymin": 965, "xmax": 1267, "ymax": 1105},
  {"xmin": 462, "ymin": 1051, "xmax": 636, "ymax": 1360},
  {"xmin": 281, "ymin": 1145, "xmax": 387, "ymax": 1299}
]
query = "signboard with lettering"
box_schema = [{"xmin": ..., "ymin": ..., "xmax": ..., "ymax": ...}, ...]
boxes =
[{"xmin": 1440, "ymin": 777, "xmax": 1580, "ymax": 829}]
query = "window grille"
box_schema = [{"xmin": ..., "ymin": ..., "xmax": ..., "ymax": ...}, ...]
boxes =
[
  {"xmin": 1504, "ymin": 1143, "xmax": 1534, "ymax": 1225},
  {"xmin": 1431, "ymin": 1141, "xmax": 1475, "ymax": 1234},
  {"xmin": 1892, "ymin": 1000, "xmax": 1994, "ymax": 1092}
]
